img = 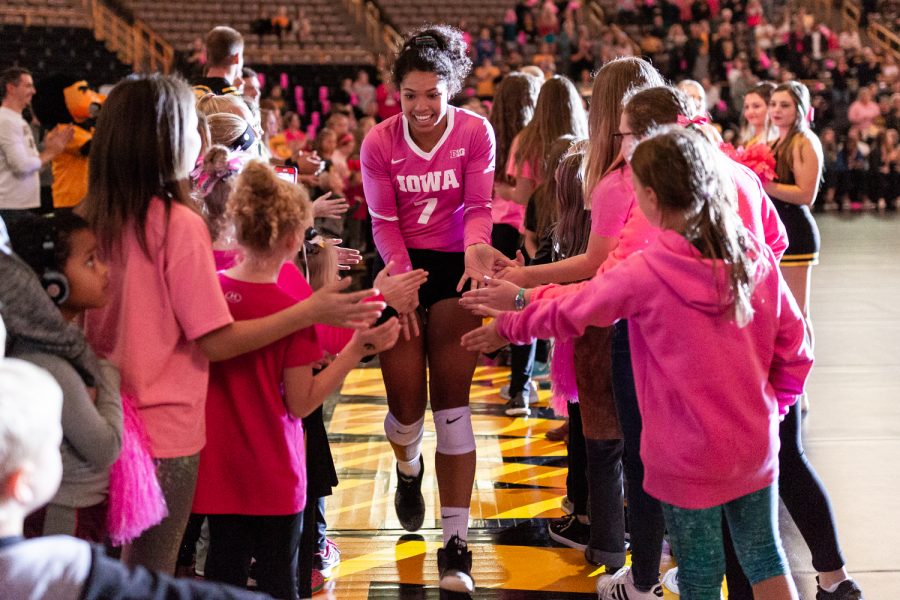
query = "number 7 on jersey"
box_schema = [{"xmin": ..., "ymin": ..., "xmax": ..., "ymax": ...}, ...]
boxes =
[{"xmin": 413, "ymin": 197, "xmax": 438, "ymax": 225}]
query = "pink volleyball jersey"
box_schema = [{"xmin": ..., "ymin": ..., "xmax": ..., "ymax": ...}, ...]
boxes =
[{"xmin": 360, "ymin": 106, "xmax": 496, "ymax": 272}]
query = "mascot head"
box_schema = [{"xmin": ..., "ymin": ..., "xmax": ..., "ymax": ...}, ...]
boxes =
[{"xmin": 32, "ymin": 74, "xmax": 105, "ymax": 129}]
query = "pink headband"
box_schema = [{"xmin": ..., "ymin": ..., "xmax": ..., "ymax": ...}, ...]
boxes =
[{"xmin": 676, "ymin": 114, "xmax": 709, "ymax": 128}]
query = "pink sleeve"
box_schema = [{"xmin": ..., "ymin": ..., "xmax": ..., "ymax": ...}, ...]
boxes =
[
  {"xmin": 529, "ymin": 279, "xmax": 591, "ymax": 302},
  {"xmin": 165, "ymin": 210, "xmax": 234, "ymax": 341},
  {"xmin": 769, "ymin": 268, "xmax": 814, "ymax": 415},
  {"xmin": 590, "ymin": 168, "xmax": 634, "ymax": 238},
  {"xmin": 497, "ymin": 260, "xmax": 638, "ymax": 343},
  {"xmin": 463, "ymin": 117, "xmax": 496, "ymax": 248},
  {"xmin": 361, "ymin": 131, "xmax": 413, "ymax": 272},
  {"xmin": 284, "ymin": 327, "xmax": 324, "ymax": 368}
]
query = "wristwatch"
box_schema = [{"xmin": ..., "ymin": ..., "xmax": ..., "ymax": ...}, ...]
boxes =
[{"xmin": 514, "ymin": 288, "xmax": 527, "ymax": 311}]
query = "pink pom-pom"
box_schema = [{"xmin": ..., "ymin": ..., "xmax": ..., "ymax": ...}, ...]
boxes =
[
  {"xmin": 280, "ymin": 73, "xmax": 289, "ymax": 90},
  {"xmin": 106, "ymin": 394, "xmax": 167, "ymax": 546},
  {"xmin": 720, "ymin": 142, "xmax": 778, "ymax": 184},
  {"xmin": 549, "ymin": 337, "xmax": 578, "ymax": 417}
]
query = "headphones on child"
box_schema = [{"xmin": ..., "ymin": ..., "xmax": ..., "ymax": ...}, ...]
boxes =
[{"xmin": 37, "ymin": 214, "xmax": 70, "ymax": 305}]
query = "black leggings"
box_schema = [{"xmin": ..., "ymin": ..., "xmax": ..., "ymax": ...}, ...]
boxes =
[
  {"xmin": 205, "ymin": 513, "xmax": 303, "ymax": 600},
  {"xmin": 566, "ymin": 400, "xmax": 589, "ymax": 515},
  {"xmin": 724, "ymin": 402, "xmax": 846, "ymax": 598}
]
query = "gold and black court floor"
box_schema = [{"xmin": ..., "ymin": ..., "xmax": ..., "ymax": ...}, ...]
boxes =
[{"xmin": 316, "ymin": 214, "xmax": 899, "ymax": 599}]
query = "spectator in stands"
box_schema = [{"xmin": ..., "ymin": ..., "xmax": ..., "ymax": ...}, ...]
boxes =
[
  {"xmin": 192, "ymin": 26, "xmax": 245, "ymax": 97},
  {"xmin": 271, "ymin": 5, "xmax": 293, "ymax": 48},
  {"xmin": 848, "ymin": 87, "xmax": 882, "ymax": 135},
  {"xmin": 242, "ymin": 68, "xmax": 262, "ymax": 111},
  {"xmin": 475, "ymin": 58, "xmax": 502, "ymax": 99},
  {"xmin": 0, "ymin": 68, "xmax": 72, "ymax": 227},
  {"xmin": 265, "ymin": 84, "xmax": 287, "ymax": 113},
  {"xmin": 296, "ymin": 8, "xmax": 312, "ymax": 46},
  {"xmin": 185, "ymin": 37, "xmax": 207, "ymax": 80},
  {"xmin": 351, "ymin": 70, "xmax": 376, "ymax": 114}
]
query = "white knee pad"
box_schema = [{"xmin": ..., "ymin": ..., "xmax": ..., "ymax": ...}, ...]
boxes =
[
  {"xmin": 384, "ymin": 412, "xmax": 425, "ymax": 458},
  {"xmin": 433, "ymin": 406, "xmax": 476, "ymax": 455}
]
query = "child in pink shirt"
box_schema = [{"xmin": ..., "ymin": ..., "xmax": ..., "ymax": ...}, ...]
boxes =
[
  {"xmin": 80, "ymin": 75, "xmax": 385, "ymax": 575},
  {"xmin": 463, "ymin": 128, "xmax": 811, "ymax": 600},
  {"xmin": 193, "ymin": 161, "xmax": 400, "ymax": 598}
]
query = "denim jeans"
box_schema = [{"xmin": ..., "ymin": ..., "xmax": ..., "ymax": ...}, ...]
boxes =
[
  {"xmin": 612, "ymin": 320, "xmax": 666, "ymax": 589},
  {"xmin": 492, "ymin": 223, "xmax": 536, "ymax": 399}
]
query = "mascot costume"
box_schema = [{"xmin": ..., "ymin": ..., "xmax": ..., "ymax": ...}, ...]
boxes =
[{"xmin": 32, "ymin": 75, "xmax": 105, "ymax": 208}]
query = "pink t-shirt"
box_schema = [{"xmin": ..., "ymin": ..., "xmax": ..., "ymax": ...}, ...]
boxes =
[
  {"xmin": 84, "ymin": 199, "xmax": 233, "ymax": 458},
  {"xmin": 491, "ymin": 136, "xmax": 536, "ymax": 231},
  {"xmin": 361, "ymin": 106, "xmax": 496, "ymax": 272},
  {"xmin": 498, "ymin": 230, "xmax": 812, "ymax": 509},
  {"xmin": 591, "ymin": 163, "xmax": 657, "ymax": 274},
  {"xmin": 193, "ymin": 274, "xmax": 322, "ymax": 515}
]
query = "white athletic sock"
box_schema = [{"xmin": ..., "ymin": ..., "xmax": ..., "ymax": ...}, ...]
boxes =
[
  {"xmin": 397, "ymin": 456, "xmax": 421, "ymax": 478},
  {"xmin": 822, "ymin": 578, "xmax": 850, "ymax": 593},
  {"xmin": 440, "ymin": 506, "xmax": 470, "ymax": 546}
]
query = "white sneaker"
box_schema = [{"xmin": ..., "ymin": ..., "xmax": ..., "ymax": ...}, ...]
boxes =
[
  {"xmin": 596, "ymin": 566, "xmax": 663, "ymax": 599},
  {"xmin": 661, "ymin": 567, "xmax": 680, "ymax": 595},
  {"xmin": 661, "ymin": 567, "xmax": 725, "ymax": 599}
]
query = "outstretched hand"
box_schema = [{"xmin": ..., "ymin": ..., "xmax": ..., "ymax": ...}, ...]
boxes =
[
  {"xmin": 460, "ymin": 308, "xmax": 508, "ymax": 354},
  {"xmin": 352, "ymin": 316, "xmax": 401, "ymax": 355},
  {"xmin": 374, "ymin": 260, "xmax": 427, "ymax": 314},
  {"xmin": 305, "ymin": 278, "xmax": 385, "ymax": 329},
  {"xmin": 494, "ymin": 250, "xmax": 530, "ymax": 287},
  {"xmin": 325, "ymin": 238, "xmax": 361, "ymax": 271},
  {"xmin": 313, "ymin": 192, "xmax": 350, "ymax": 220},
  {"xmin": 459, "ymin": 276, "xmax": 521, "ymax": 313},
  {"xmin": 457, "ymin": 243, "xmax": 509, "ymax": 292}
]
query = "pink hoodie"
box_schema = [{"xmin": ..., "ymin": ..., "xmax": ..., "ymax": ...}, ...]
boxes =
[{"xmin": 497, "ymin": 231, "xmax": 812, "ymax": 509}]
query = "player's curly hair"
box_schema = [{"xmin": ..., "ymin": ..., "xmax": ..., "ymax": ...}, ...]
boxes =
[
  {"xmin": 392, "ymin": 25, "xmax": 471, "ymax": 96},
  {"xmin": 227, "ymin": 160, "xmax": 311, "ymax": 253}
]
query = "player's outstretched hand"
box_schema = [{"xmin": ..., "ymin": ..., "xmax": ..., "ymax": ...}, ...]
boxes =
[
  {"xmin": 458, "ymin": 243, "xmax": 508, "ymax": 292},
  {"xmin": 375, "ymin": 260, "xmax": 428, "ymax": 314}
]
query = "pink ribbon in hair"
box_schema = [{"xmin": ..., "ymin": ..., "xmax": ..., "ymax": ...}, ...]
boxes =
[
  {"xmin": 191, "ymin": 152, "xmax": 247, "ymax": 198},
  {"xmin": 676, "ymin": 114, "xmax": 709, "ymax": 128},
  {"xmin": 806, "ymin": 106, "xmax": 815, "ymax": 123}
]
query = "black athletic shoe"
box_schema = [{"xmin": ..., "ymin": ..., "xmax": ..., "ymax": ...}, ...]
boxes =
[
  {"xmin": 816, "ymin": 578, "xmax": 864, "ymax": 600},
  {"xmin": 503, "ymin": 392, "xmax": 531, "ymax": 417},
  {"xmin": 548, "ymin": 514, "xmax": 590, "ymax": 551},
  {"xmin": 437, "ymin": 534, "xmax": 474, "ymax": 593},
  {"xmin": 394, "ymin": 455, "xmax": 425, "ymax": 532}
]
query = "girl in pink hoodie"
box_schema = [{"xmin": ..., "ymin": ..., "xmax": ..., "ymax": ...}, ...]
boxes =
[{"xmin": 462, "ymin": 128, "xmax": 812, "ymax": 600}]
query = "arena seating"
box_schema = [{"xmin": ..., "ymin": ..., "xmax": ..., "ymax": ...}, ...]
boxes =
[
  {"xmin": 375, "ymin": 0, "xmax": 511, "ymax": 35},
  {"xmin": 0, "ymin": 23, "xmax": 132, "ymax": 86},
  {"xmin": 118, "ymin": 0, "xmax": 373, "ymax": 65}
]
